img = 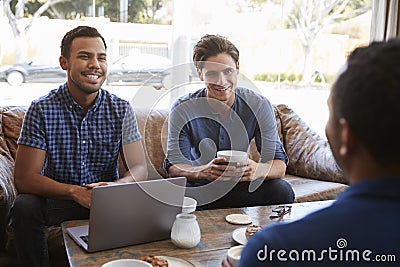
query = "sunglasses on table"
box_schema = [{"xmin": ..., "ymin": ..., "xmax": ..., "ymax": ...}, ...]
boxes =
[{"xmin": 269, "ymin": 205, "xmax": 292, "ymax": 219}]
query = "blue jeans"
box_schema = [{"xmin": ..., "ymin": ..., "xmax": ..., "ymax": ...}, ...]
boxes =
[
  {"xmin": 189, "ymin": 178, "xmax": 295, "ymax": 210},
  {"xmin": 9, "ymin": 194, "xmax": 89, "ymax": 267}
]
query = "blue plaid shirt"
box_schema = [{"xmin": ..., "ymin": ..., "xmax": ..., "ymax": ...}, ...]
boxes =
[{"xmin": 18, "ymin": 83, "xmax": 141, "ymax": 186}]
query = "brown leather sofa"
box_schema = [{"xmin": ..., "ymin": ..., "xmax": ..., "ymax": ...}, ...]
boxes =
[{"xmin": 0, "ymin": 104, "xmax": 348, "ymax": 266}]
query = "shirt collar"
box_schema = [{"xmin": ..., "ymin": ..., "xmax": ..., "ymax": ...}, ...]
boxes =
[
  {"xmin": 202, "ymin": 87, "xmax": 238, "ymax": 117},
  {"xmin": 335, "ymin": 177, "xmax": 400, "ymax": 203},
  {"xmin": 60, "ymin": 83, "xmax": 103, "ymax": 113}
]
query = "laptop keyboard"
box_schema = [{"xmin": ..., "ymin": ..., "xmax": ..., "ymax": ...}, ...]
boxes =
[{"xmin": 80, "ymin": 235, "xmax": 89, "ymax": 244}]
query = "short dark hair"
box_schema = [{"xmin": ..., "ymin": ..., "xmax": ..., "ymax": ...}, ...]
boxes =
[
  {"xmin": 193, "ymin": 34, "xmax": 239, "ymax": 70},
  {"xmin": 60, "ymin": 26, "xmax": 107, "ymax": 58},
  {"xmin": 331, "ymin": 39, "xmax": 400, "ymax": 163}
]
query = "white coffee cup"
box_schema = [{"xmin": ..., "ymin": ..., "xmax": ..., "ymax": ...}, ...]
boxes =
[
  {"xmin": 182, "ymin": 196, "xmax": 197, "ymax": 213},
  {"xmin": 227, "ymin": 245, "xmax": 244, "ymax": 266},
  {"xmin": 217, "ymin": 150, "xmax": 248, "ymax": 166}
]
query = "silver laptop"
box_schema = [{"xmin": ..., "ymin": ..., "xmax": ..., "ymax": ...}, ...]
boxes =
[{"xmin": 66, "ymin": 177, "xmax": 187, "ymax": 252}]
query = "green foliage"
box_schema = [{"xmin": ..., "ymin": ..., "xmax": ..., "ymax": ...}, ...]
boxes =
[
  {"xmin": 19, "ymin": 0, "xmax": 171, "ymax": 24},
  {"xmin": 287, "ymin": 73, "xmax": 297, "ymax": 82},
  {"xmin": 314, "ymin": 74, "xmax": 324, "ymax": 83},
  {"xmin": 347, "ymin": 0, "xmax": 372, "ymax": 10},
  {"xmin": 254, "ymin": 73, "xmax": 280, "ymax": 82},
  {"xmin": 254, "ymin": 72, "xmax": 299, "ymax": 82},
  {"xmin": 127, "ymin": 0, "xmax": 161, "ymax": 23},
  {"xmin": 254, "ymin": 72, "xmax": 335, "ymax": 83}
]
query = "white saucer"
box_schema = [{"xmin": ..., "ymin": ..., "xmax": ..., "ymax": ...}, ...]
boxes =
[
  {"xmin": 232, "ymin": 227, "xmax": 247, "ymax": 245},
  {"xmin": 101, "ymin": 259, "xmax": 152, "ymax": 267}
]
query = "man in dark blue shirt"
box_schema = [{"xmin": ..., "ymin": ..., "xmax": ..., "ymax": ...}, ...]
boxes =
[
  {"xmin": 10, "ymin": 26, "xmax": 148, "ymax": 267},
  {"xmin": 223, "ymin": 40, "xmax": 400, "ymax": 266},
  {"xmin": 164, "ymin": 34, "xmax": 294, "ymax": 209}
]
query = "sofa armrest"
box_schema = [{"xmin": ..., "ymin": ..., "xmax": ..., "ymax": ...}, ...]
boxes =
[
  {"xmin": 274, "ymin": 104, "xmax": 347, "ymax": 184},
  {"xmin": 1, "ymin": 109, "xmax": 17, "ymax": 251}
]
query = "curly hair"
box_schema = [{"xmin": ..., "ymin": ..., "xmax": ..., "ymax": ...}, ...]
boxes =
[{"xmin": 331, "ymin": 39, "xmax": 400, "ymax": 163}]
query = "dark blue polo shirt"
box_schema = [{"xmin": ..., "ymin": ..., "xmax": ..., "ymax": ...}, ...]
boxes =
[{"xmin": 239, "ymin": 177, "xmax": 400, "ymax": 266}]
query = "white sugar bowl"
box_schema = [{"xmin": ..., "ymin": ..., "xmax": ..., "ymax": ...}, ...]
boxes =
[{"xmin": 171, "ymin": 213, "xmax": 201, "ymax": 248}]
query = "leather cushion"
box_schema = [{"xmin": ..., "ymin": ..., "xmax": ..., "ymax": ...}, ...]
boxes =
[{"xmin": 274, "ymin": 104, "xmax": 347, "ymax": 184}]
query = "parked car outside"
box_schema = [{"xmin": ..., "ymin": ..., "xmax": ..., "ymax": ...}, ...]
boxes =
[
  {"xmin": 106, "ymin": 53, "xmax": 172, "ymax": 89},
  {"xmin": 0, "ymin": 60, "xmax": 66, "ymax": 86},
  {"xmin": 0, "ymin": 53, "xmax": 172, "ymax": 89}
]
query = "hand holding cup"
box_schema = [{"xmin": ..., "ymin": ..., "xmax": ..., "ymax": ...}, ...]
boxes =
[
  {"xmin": 215, "ymin": 150, "xmax": 248, "ymax": 180},
  {"xmin": 217, "ymin": 150, "xmax": 248, "ymax": 166}
]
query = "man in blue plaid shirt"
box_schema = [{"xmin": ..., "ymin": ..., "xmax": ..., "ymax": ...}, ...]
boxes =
[{"xmin": 10, "ymin": 26, "xmax": 148, "ymax": 267}]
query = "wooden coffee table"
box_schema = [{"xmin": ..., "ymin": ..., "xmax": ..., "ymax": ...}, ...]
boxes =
[{"xmin": 62, "ymin": 200, "xmax": 334, "ymax": 267}]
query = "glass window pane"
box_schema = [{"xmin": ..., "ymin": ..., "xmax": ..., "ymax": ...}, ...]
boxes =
[{"xmin": 0, "ymin": 0, "xmax": 372, "ymax": 138}]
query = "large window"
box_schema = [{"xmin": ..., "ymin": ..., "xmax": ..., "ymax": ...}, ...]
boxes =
[
  {"xmin": 166, "ymin": 0, "xmax": 373, "ymax": 138},
  {"xmin": 0, "ymin": 0, "xmax": 373, "ymax": 138}
]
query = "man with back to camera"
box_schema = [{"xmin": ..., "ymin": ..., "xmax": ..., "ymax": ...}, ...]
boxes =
[
  {"xmin": 222, "ymin": 40, "xmax": 400, "ymax": 266},
  {"xmin": 164, "ymin": 34, "xmax": 294, "ymax": 209},
  {"xmin": 10, "ymin": 26, "xmax": 148, "ymax": 267}
]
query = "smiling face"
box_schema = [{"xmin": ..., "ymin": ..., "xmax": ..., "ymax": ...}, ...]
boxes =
[
  {"xmin": 60, "ymin": 36, "xmax": 107, "ymax": 96},
  {"xmin": 198, "ymin": 53, "xmax": 239, "ymax": 107}
]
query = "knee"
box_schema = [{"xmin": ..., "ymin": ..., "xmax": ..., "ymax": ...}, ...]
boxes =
[
  {"xmin": 266, "ymin": 179, "xmax": 295, "ymax": 204},
  {"xmin": 10, "ymin": 194, "xmax": 46, "ymax": 223},
  {"xmin": 276, "ymin": 179, "xmax": 295, "ymax": 203}
]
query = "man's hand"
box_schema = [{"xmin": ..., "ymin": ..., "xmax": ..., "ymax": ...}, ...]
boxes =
[
  {"xmin": 73, "ymin": 180, "xmax": 129, "ymax": 209},
  {"xmin": 85, "ymin": 181, "xmax": 114, "ymax": 189},
  {"xmin": 69, "ymin": 185, "xmax": 93, "ymax": 209},
  {"xmin": 169, "ymin": 156, "xmax": 287, "ymax": 183},
  {"xmin": 237, "ymin": 158, "xmax": 258, "ymax": 182},
  {"xmin": 200, "ymin": 157, "xmax": 247, "ymax": 182}
]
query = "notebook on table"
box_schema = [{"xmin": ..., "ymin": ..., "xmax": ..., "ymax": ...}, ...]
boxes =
[{"xmin": 66, "ymin": 177, "xmax": 187, "ymax": 252}]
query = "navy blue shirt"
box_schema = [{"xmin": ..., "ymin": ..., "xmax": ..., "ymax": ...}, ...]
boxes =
[
  {"xmin": 164, "ymin": 87, "xmax": 287, "ymax": 183},
  {"xmin": 18, "ymin": 83, "xmax": 141, "ymax": 186},
  {"xmin": 239, "ymin": 177, "xmax": 400, "ymax": 266}
]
